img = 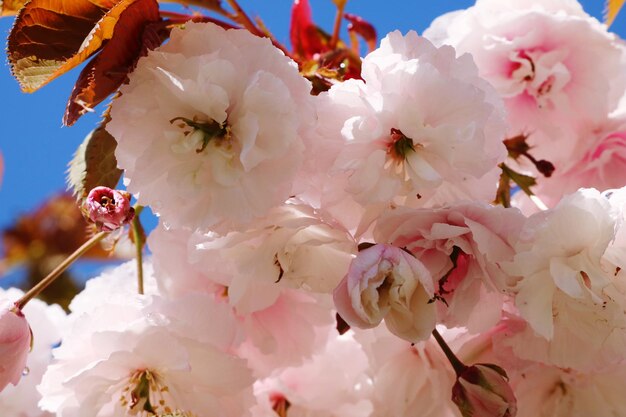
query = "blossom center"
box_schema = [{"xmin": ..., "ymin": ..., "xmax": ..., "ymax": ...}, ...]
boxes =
[
  {"xmin": 170, "ymin": 116, "xmax": 232, "ymax": 154},
  {"xmin": 510, "ymin": 50, "xmax": 570, "ymax": 108},
  {"xmin": 387, "ymin": 128, "xmax": 416, "ymax": 163},
  {"xmin": 270, "ymin": 393, "xmax": 291, "ymax": 417},
  {"xmin": 120, "ymin": 370, "xmax": 175, "ymax": 416}
]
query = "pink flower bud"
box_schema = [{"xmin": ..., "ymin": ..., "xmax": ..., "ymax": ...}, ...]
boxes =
[
  {"xmin": 85, "ymin": 186, "xmax": 135, "ymax": 232},
  {"xmin": 452, "ymin": 363, "xmax": 517, "ymax": 417},
  {"xmin": 333, "ymin": 244, "xmax": 436, "ymax": 343},
  {"xmin": 0, "ymin": 300, "xmax": 31, "ymax": 392}
]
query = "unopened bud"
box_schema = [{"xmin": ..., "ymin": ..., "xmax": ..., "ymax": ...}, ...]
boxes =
[
  {"xmin": 452, "ymin": 363, "xmax": 517, "ymax": 417},
  {"xmin": 0, "ymin": 300, "xmax": 31, "ymax": 393},
  {"xmin": 84, "ymin": 186, "xmax": 135, "ymax": 232},
  {"xmin": 535, "ymin": 159, "xmax": 555, "ymax": 178}
]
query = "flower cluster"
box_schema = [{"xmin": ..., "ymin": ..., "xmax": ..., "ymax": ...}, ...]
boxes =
[{"xmin": 5, "ymin": 1, "xmax": 626, "ymax": 416}]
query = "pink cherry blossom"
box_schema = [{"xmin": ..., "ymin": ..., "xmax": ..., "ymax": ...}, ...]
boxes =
[
  {"xmin": 373, "ymin": 202, "xmax": 524, "ymax": 332},
  {"xmin": 353, "ymin": 326, "xmax": 460, "ymax": 417},
  {"xmin": 315, "ymin": 30, "xmax": 507, "ymax": 212},
  {"xmin": 84, "ymin": 186, "xmax": 135, "ymax": 232},
  {"xmin": 189, "ymin": 201, "xmax": 356, "ymax": 314},
  {"xmin": 148, "ymin": 221, "xmax": 336, "ymax": 374},
  {"xmin": 251, "ymin": 331, "xmax": 372, "ymax": 417},
  {"xmin": 502, "ymin": 189, "xmax": 626, "ymax": 370},
  {"xmin": 39, "ymin": 294, "xmax": 254, "ymax": 417},
  {"xmin": 527, "ymin": 117, "xmax": 626, "ymax": 208},
  {"xmin": 0, "ymin": 288, "xmax": 65, "ymax": 417},
  {"xmin": 333, "ymin": 244, "xmax": 436, "ymax": 343},
  {"xmin": 425, "ymin": 0, "xmax": 626, "ymax": 168},
  {"xmin": 512, "ymin": 362, "xmax": 626, "ymax": 417},
  {"xmin": 0, "ymin": 298, "xmax": 31, "ymax": 393},
  {"xmin": 108, "ymin": 22, "xmax": 315, "ymax": 231}
]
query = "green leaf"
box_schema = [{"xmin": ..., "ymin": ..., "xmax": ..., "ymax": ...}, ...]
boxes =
[
  {"xmin": 494, "ymin": 169, "xmax": 512, "ymax": 208},
  {"xmin": 67, "ymin": 122, "xmax": 122, "ymax": 201},
  {"xmin": 500, "ymin": 162, "xmax": 537, "ymax": 195}
]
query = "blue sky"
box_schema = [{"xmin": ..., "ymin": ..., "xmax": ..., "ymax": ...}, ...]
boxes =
[{"xmin": 0, "ymin": 0, "xmax": 618, "ymax": 278}]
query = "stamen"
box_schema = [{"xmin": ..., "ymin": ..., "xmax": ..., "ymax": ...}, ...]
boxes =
[
  {"xmin": 387, "ymin": 128, "xmax": 416, "ymax": 163},
  {"xmin": 170, "ymin": 116, "xmax": 230, "ymax": 153}
]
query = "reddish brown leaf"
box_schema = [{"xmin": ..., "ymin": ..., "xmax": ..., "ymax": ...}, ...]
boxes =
[
  {"xmin": 344, "ymin": 13, "xmax": 377, "ymax": 52},
  {"xmin": 7, "ymin": 0, "xmax": 120, "ymax": 92},
  {"xmin": 290, "ymin": 0, "xmax": 330, "ymax": 60},
  {"xmin": 64, "ymin": 0, "xmax": 162, "ymax": 126}
]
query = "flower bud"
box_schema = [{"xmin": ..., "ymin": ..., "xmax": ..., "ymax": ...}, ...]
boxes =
[
  {"xmin": 0, "ymin": 300, "xmax": 31, "ymax": 392},
  {"xmin": 333, "ymin": 244, "xmax": 436, "ymax": 343},
  {"xmin": 84, "ymin": 186, "xmax": 135, "ymax": 232},
  {"xmin": 452, "ymin": 363, "xmax": 517, "ymax": 417}
]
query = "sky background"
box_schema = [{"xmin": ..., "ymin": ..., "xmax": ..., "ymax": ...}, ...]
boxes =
[{"xmin": 0, "ymin": 0, "xmax": 620, "ymax": 284}]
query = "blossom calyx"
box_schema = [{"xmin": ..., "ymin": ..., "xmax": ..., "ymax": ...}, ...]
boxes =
[
  {"xmin": 0, "ymin": 300, "xmax": 31, "ymax": 392},
  {"xmin": 84, "ymin": 186, "xmax": 135, "ymax": 232},
  {"xmin": 452, "ymin": 363, "xmax": 517, "ymax": 417}
]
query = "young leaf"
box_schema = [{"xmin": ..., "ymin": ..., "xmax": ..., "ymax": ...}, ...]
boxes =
[
  {"xmin": 500, "ymin": 163, "xmax": 537, "ymax": 196},
  {"xmin": 63, "ymin": 0, "xmax": 162, "ymax": 125},
  {"xmin": 7, "ymin": 0, "xmax": 118, "ymax": 92},
  {"xmin": 67, "ymin": 123, "xmax": 122, "ymax": 201},
  {"xmin": 290, "ymin": 0, "xmax": 330, "ymax": 59},
  {"xmin": 606, "ymin": 0, "xmax": 625, "ymax": 27},
  {"xmin": 344, "ymin": 13, "xmax": 377, "ymax": 52}
]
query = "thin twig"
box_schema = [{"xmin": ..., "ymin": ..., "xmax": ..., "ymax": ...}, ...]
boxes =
[
  {"xmin": 15, "ymin": 231, "xmax": 107, "ymax": 310},
  {"xmin": 329, "ymin": 2, "xmax": 346, "ymax": 50},
  {"xmin": 432, "ymin": 328, "xmax": 468, "ymax": 376},
  {"xmin": 224, "ymin": 0, "xmax": 264, "ymax": 36}
]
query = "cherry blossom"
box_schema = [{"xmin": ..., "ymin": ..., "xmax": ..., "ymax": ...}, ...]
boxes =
[
  {"xmin": 373, "ymin": 202, "xmax": 524, "ymax": 332},
  {"xmin": 0, "ymin": 288, "xmax": 65, "ymax": 417},
  {"xmin": 108, "ymin": 22, "xmax": 315, "ymax": 231},
  {"xmin": 148, "ymin": 221, "xmax": 337, "ymax": 375},
  {"xmin": 0, "ymin": 297, "xmax": 31, "ymax": 393},
  {"xmin": 38, "ymin": 294, "xmax": 254, "ymax": 417},
  {"xmin": 502, "ymin": 189, "xmax": 626, "ymax": 370},
  {"xmin": 333, "ymin": 244, "xmax": 436, "ymax": 343},
  {"xmin": 251, "ymin": 331, "xmax": 372, "ymax": 417},
  {"xmin": 315, "ymin": 30, "xmax": 507, "ymax": 211},
  {"xmin": 84, "ymin": 187, "xmax": 135, "ymax": 232},
  {"xmin": 425, "ymin": 0, "xmax": 626, "ymax": 168}
]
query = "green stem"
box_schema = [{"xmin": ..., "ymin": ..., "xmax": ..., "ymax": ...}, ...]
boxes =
[
  {"xmin": 132, "ymin": 206, "xmax": 145, "ymax": 295},
  {"xmin": 15, "ymin": 231, "xmax": 107, "ymax": 310},
  {"xmin": 432, "ymin": 328, "xmax": 467, "ymax": 376}
]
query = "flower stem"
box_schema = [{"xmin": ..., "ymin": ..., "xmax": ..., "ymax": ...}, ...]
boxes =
[
  {"xmin": 132, "ymin": 206, "xmax": 145, "ymax": 295},
  {"xmin": 432, "ymin": 328, "xmax": 467, "ymax": 376},
  {"xmin": 15, "ymin": 231, "xmax": 107, "ymax": 310},
  {"xmin": 162, "ymin": 0, "xmax": 225, "ymax": 13},
  {"xmin": 224, "ymin": 0, "xmax": 264, "ymax": 37},
  {"xmin": 329, "ymin": 2, "xmax": 346, "ymax": 50}
]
